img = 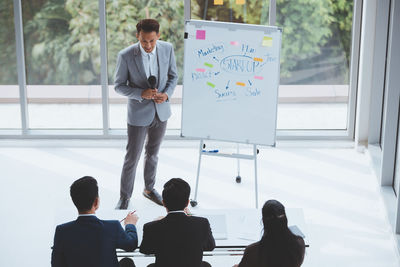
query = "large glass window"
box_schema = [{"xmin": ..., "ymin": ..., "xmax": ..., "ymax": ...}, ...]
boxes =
[
  {"xmin": 106, "ymin": 0, "xmax": 184, "ymax": 129},
  {"xmin": 191, "ymin": 0, "xmax": 269, "ymax": 24},
  {"xmin": 0, "ymin": 0, "xmax": 21, "ymax": 129},
  {"xmin": 22, "ymin": 0, "xmax": 102, "ymax": 129},
  {"xmin": 276, "ymin": 0, "xmax": 353, "ymax": 130},
  {"xmin": 191, "ymin": 0, "xmax": 353, "ymax": 131},
  {"xmin": 0, "ymin": 0, "xmax": 355, "ymax": 135}
]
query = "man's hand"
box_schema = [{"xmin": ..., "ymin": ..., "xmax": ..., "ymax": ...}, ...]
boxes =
[
  {"xmin": 153, "ymin": 92, "xmax": 168, "ymax": 104},
  {"xmin": 124, "ymin": 212, "xmax": 139, "ymax": 226},
  {"xmin": 184, "ymin": 207, "xmax": 192, "ymax": 216},
  {"xmin": 141, "ymin": 88, "xmax": 158, "ymax": 100}
]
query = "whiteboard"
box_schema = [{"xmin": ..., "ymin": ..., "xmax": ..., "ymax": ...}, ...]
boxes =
[{"xmin": 181, "ymin": 20, "xmax": 282, "ymax": 146}]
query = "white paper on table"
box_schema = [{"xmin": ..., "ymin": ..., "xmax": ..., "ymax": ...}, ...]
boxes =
[{"xmin": 237, "ymin": 215, "xmax": 262, "ymax": 241}]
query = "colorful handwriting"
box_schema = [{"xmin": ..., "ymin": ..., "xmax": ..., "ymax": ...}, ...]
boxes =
[
  {"xmin": 242, "ymin": 44, "xmax": 255, "ymax": 54},
  {"xmin": 192, "ymin": 72, "xmax": 212, "ymax": 81},
  {"xmin": 195, "ymin": 43, "xmax": 224, "ymax": 58},
  {"xmin": 215, "ymin": 89, "xmax": 236, "ymax": 99},
  {"xmin": 220, "ymin": 55, "xmax": 262, "ymax": 75},
  {"xmin": 246, "ymin": 88, "xmax": 261, "ymax": 97}
]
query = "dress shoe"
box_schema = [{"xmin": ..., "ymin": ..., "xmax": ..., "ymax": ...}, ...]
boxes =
[
  {"xmin": 115, "ymin": 198, "xmax": 130, "ymax": 210},
  {"xmin": 143, "ymin": 189, "xmax": 163, "ymax": 206}
]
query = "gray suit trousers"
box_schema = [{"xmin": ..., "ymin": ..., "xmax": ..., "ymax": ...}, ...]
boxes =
[{"xmin": 120, "ymin": 115, "xmax": 167, "ymax": 199}]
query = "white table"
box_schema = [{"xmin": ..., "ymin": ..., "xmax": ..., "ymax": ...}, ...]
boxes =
[{"xmin": 93, "ymin": 207, "xmax": 308, "ymax": 257}]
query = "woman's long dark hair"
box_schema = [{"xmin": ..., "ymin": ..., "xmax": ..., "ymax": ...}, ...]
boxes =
[{"xmin": 259, "ymin": 200, "xmax": 305, "ymax": 267}]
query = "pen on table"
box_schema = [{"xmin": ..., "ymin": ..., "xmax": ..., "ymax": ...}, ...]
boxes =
[
  {"xmin": 120, "ymin": 210, "xmax": 136, "ymax": 222},
  {"xmin": 202, "ymin": 149, "xmax": 219, "ymax": 153}
]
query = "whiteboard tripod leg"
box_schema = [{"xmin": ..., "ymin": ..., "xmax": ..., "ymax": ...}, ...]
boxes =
[
  {"xmin": 191, "ymin": 139, "xmax": 203, "ymax": 207},
  {"xmin": 254, "ymin": 144, "xmax": 258, "ymax": 209},
  {"xmin": 236, "ymin": 143, "xmax": 241, "ymax": 183}
]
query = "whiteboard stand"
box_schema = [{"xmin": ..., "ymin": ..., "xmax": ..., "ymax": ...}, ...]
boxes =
[
  {"xmin": 235, "ymin": 143, "xmax": 241, "ymax": 183},
  {"xmin": 190, "ymin": 139, "xmax": 259, "ymax": 208}
]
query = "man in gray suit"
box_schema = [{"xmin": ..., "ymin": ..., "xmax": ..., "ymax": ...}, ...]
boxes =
[{"xmin": 114, "ymin": 19, "xmax": 178, "ymax": 209}]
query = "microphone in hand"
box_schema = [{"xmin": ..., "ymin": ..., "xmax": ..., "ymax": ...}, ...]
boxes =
[{"xmin": 148, "ymin": 75, "xmax": 157, "ymax": 89}]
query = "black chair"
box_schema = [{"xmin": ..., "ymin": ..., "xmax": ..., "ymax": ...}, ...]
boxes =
[{"xmin": 119, "ymin": 257, "xmax": 135, "ymax": 267}]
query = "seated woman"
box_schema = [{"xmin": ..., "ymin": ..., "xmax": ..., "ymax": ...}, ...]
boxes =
[{"xmin": 234, "ymin": 200, "xmax": 305, "ymax": 267}]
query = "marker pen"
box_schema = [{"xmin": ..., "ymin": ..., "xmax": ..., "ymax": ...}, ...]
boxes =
[{"xmin": 120, "ymin": 210, "xmax": 136, "ymax": 222}]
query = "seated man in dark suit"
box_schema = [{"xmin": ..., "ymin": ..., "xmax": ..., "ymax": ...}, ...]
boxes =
[
  {"xmin": 51, "ymin": 176, "xmax": 139, "ymax": 267},
  {"xmin": 140, "ymin": 178, "xmax": 216, "ymax": 267}
]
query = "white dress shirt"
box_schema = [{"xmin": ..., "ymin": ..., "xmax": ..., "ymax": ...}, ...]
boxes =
[
  {"xmin": 168, "ymin": 210, "xmax": 186, "ymax": 214},
  {"xmin": 78, "ymin": 214, "xmax": 96, "ymax": 217},
  {"xmin": 139, "ymin": 44, "xmax": 159, "ymax": 80}
]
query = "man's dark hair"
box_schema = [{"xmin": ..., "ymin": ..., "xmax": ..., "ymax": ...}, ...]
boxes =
[
  {"xmin": 162, "ymin": 178, "xmax": 190, "ymax": 211},
  {"xmin": 136, "ymin": 19, "xmax": 160, "ymax": 34},
  {"xmin": 70, "ymin": 176, "xmax": 98, "ymax": 212}
]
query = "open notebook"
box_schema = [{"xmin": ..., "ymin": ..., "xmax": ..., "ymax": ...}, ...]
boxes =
[
  {"xmin": 289, "ymin": 225, "xmax": 305, "ymax": 238},
  {"xmin": 202, "ymin": 214, "xmax": 228, "ymax": 240}
]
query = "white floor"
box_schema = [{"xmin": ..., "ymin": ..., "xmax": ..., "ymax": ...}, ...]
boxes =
[{"xmin": 0, "ymin": 140, "xmax": 399, "ymax": 267}]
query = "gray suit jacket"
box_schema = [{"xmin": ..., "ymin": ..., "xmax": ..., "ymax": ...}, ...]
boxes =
[{"xmin": 114, "ymin": 40, "xmax": 178, "ymax": 126}]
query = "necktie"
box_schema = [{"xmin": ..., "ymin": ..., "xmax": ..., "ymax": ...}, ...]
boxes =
[{"xmin": 148, "ymin": 54, "xmax": 152, "ymax": 76}]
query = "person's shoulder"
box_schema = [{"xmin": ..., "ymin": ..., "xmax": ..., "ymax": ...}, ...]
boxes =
[
  {"xmin": 188, "ymin": 215, "xmax": 212, "ymax": 227},
  {"xmin": 245, "ymin": 241, "xmax": 261, "ymax": 253},
  {"xmin": 157, "ymin": 40, "xmax": 173, "ymax": 49},
  {"xmin": 143, "ymin": 218, "xmax": 162, "ymax": 230},
  {"xmin": 55, "ymin": 220, "xmax": 78, "ymax": 233},
  {"xmin": 100, "ymin": 219, "xmax": 138, "ymax": 231},
  {"xmin": 295, "ymin": 235, "xmax": 305, "ymax": 247},
  {"xmin": 100, "ymin": 219, "xmax": 121, "ymax": 227},
  {"xmin": 188, "ymin": 215, "xmax": 208, "ymax": 222},
  {"xmin": 56, "ymin": 220, "xmax": 77, "ymax": 229},
  {"xmin": 118, "ymin": 43, "xmax": 139, "ymax": 57}
]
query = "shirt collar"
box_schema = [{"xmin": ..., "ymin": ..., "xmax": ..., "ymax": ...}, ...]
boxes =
[
  {"xmin": 168, "ymin": 210, "xmax": 186, "ymax": 214},
  {"xmin": 78, "ymin": 214, "xmax": 96, "ymax": 217},
  {"xmin": 139, "ymin": 44, "xmax": 157, "ymax": 57}
]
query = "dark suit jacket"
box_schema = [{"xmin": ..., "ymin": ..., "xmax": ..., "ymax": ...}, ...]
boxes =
[
  {"xmin": 140, "ymin": 212, "xmax": 215, "ymax": 267},
  {"xmin": 51, "ymin": 215, "xmax": 138, "ymax": 267}
]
